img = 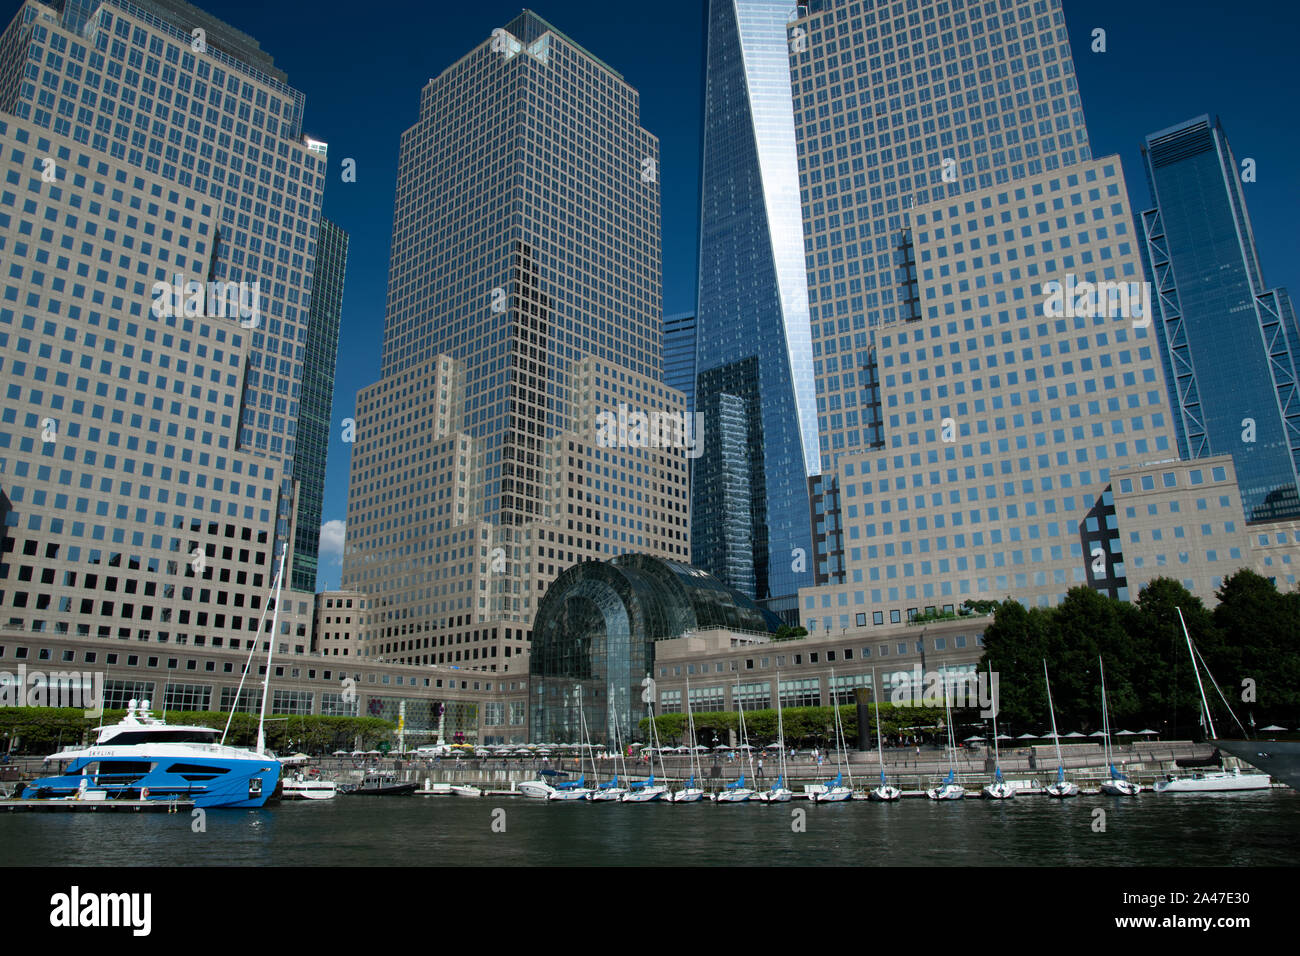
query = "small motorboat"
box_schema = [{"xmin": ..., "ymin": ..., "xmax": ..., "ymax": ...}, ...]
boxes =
[{"xmin": 342, "ymin": 770, "xmax": 417, "ymax": 796}]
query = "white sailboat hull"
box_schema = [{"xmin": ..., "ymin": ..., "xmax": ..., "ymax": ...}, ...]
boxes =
[
  {"xmin": 670, "ymin": 788, "xmax": 705, "ymax": 803},
  {"xmin": 547, "ymin": 788, "xmax": 595, "ymax": 801},
  {"xmin": 756, "ymin": 788, "xmax": 792, "ymax": 803},
  {"xmin": 590, "ymin": 788, "xmax": 628, "ymax": 802},
  {"xmin": 927, "ymin": 784, "xmax": 966, "ymax": 800},
  {"xmin": 716, "ymin": 789, "xmax": 754, "ymax": 803},
  {"xmin": 869, "ymin": 786, "xmax": 901, "ymax": 802},
  {"xmin": 1154, "ymin": 770, "xmax": 1270, "ymax": 793},
  {"xmin": 1046, "ymin": 781, "xmax": 1079, "ymax": 798},
  {"xmin": 981, "ymin": 782, "xmax": 1015, "ymax": 800},
  {"xmin": 814, "ymin": 786, "xmax": 853, "ymax": 803},
  {"xmin": 1100, "ymin": 778, "xmax": 1140, "ymax": 796},
  {"xmin": 621, "ymin": 786, "xmax": 668, "ymax": 802}
]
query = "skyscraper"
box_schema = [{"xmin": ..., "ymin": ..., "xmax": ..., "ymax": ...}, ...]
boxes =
[
  {"xmin": 0, "ymin": 0, "xmax": 332, "ymax": 649},
  {"xmin": 1139, "ymin": 115, "xmax": 1300, "ymax": 522},
  {"xmin": 662, "ymin": 311, "xmax": 697, "ymax": 414},
  {"xmin": 788, "ymin": 0, "xmax": 1185, "ymax": 630},
  {"xmin": 342, "ymin": 12, "xmax": 690, "ymax": 671},
  {"xmin": 293, "ymin": 218, "xmax": 348, "ymax": 591},
  {"xmin": 695, "ymin": 0, "xmax": 818, "ymax": 619}
]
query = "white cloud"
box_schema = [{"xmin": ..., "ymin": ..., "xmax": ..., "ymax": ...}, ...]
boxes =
[{"xmin": 319, "ymin": 520, "xmax": 345, "ymax": 563}]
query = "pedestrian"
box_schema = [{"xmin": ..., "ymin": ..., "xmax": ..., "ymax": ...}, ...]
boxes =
[{"xmin": 758, "ymin": 757, "xmax": 765, "ymax": 779}]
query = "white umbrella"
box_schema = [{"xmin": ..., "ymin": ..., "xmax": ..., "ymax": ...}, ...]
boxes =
[
  {"xmin": 1115, "ymin": 729, "xmax": 1137, "ymax": 736},
  {"xmin": 1261, "ymin": 725, "xmax": 1287, "ymax": 731},
  {"xmin": 1138, "ymin": 729, "xmax": 1159, "ymax": 736},
  {"xmin": 963, "ymin": 735, "xmax": 985, "ymax": 742},
  {"xmin": 1063, "ymin": 731, "xmax": 1085, "ymax": 738},
  {"xmin": 995, "ymin": 734, "xmax": 1013, "ymax": 741},
  {"xmin": 1016, "ymin": 733, "xmax": 1039, "ymax": 739},
  {"xmin": 1088, "ymin": 731, "xmax": 1107, "ymax": 738}
]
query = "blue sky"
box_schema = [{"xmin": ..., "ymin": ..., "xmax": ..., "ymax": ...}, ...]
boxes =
[{"xmin": 8, "ymin": 0, "xmax": 1296, "ymax": 589}]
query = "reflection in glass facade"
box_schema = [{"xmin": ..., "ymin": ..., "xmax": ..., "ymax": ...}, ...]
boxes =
[
  {"xmin": 696, "ymin": 0, "xmax": 818, "ymax": 614},
  {"xmin": 529, "ymin": 555, "xmax": 780, "ymax": 745},
  {"xmin": 293, "ymin": 218, "xmax": 349, "ymax": 591},
  {"xmin": 694, "ymin": 360, "xmax": 763, "ymax": 598},
  {"xmin": 663, "ymin": 312, "xmax": 698, "ymax": 415},
  {"xmin": 1140, "ymin": 116, "xmax": 1300, "ymax": 521}
]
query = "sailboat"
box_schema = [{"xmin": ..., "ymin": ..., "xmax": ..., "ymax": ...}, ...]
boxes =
[
  {"xmin": 927, "ymin": 675, "xmax": 966, "ymax": 800},
  {"xmin": 548, "ymin": 686, "xmax": 596, "ymax": 801},
  {"xmin": 814, "ymin": 669, "xmax": 854, "ymax": 802},
  {"xmin": 1098, "ymin": 656, "xmax": 1139, "ymax": 796},
  {"xmin": 716, "ymin": 682, "xmax": 756, "ymax": 803},
  {"xmin": 591, "ymin": 704, "xmax": 629, "ymax": 802},
  {"xmin": 672, "ymin": 677, "xmax": 706, "ymax": 803},
  {"xmin": 981, "ymin": 662, "xmax": 1014, "ymax": 799},
  {"xmin": 1154, "ymin": 609, "xmax": 1271, "ymax": 794},
  {"xmin": 868, "ymin": 667, "xmax": 901, "ymax": 802},
  {"xmin": 622, "ymin": 678, "xmax": 670, "ymax": 802},
  {"xmin": 757, "ymin": 672, "xmax": 793, "ymax": 802},
  {"xmin": 1043, "ymin": 660, "xmax": 1079, "ymax": 798}
]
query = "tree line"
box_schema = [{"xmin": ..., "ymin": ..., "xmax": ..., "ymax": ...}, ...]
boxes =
[{"xmin": 979, "ymin": 571, "xmax": 1300, "ymax": 739}]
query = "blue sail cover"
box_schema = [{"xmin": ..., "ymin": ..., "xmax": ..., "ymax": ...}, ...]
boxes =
[
  {"xmin": 1056, "ymin": 766, "xmax": 1066, "ymax": 783},
  {"xmin": 599, "ymin": 775, "xmax": 619, "ymax": 789},
  {"xmin": 824, "ymin": 772, "xmax": 842, "ymax": 789},
  {"xmin": 879, "ymin": 769, "xmax": 888, "ymax": 785},
  {"xmin": 726, "ymin": 774, "xmax": 747, "ymax": 789},
  {"xmin": 995, "ymin": 766, "xmax": 1003, "ymax": 781},
  {"xmin": 943, "ymin": 769, "xmax": 954, "ymax": 784},
  {"xmin": 1109, "ymin": 764, "xmax": 1126, "ymax": 780},
  {"xmin": 555, "ymin": 775, "xmax": 585, "ymax": 790}
]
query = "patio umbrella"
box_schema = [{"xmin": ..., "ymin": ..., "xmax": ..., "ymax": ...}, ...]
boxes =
[
  {"xmin": 1088, "ymin": 731, "xmax": 1107, "ymax": 738},
  {"xmin": 1261, "ymin": 725, "xmax": 1287, "ymax": 731},
  {"xmin": 1015, "ymin": 733, "xmax": 1039, "ymax": 739},
  {"xmin": 995, "ymin": 734, "xmax": 1013, "ymax": 741},
  {"xmin": 963, "ymin": 735, "xmax": 985, "ymax": 742},
  {"xmin": 1115, "ymin": 729, "xmax": 1136, "ymax": 736},
  {"xmin": 1063, "ymin": 731, "xmax": 1085, "ymax": 738},
  {"xmin": 1138, "ymin": 729, "xmax": 1159, "ymax": 736}
]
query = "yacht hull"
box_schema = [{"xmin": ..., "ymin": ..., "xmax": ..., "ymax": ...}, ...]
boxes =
[{"xmin": 1213, "ymin": 739, "xmax": 1300, "ymax": 792}]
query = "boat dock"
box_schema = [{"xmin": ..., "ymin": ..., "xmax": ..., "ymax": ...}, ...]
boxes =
[{"xmin": 0, "ymin": 798, "xmax": 195, "ymax": 813}]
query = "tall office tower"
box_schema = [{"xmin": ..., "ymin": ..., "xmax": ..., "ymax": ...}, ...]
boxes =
[
  {"xmin": 789, "ymin": 0, "xmax": 1182, "ymax": 630},
  {"xmin": 662, "ymin": 311, "xmax": 697, "ymax": 413},
  {"xmin": 292, "ymin": 217, "xmax": 348, "ymax": 591},
  {"xmin": 0, "ymin": 0, "xmax": 331, "ymax": 649},
  {"xmin": 0, "ymin": 112, "xmax": 314, "ymax": 656},
  {"xmin": 0, "ymin": 0, "xmax": 335, "ymax": 596},
  {"xmin": 341, "ymin": 12, "xmax": 690, "ymax": 672},
  {"xmin": 1139, "ymin": 116, "xmax": 1300, "ymax": 522},
  {"xmin": 695, "ymin": 0, "xmax": 818, "ymax": 620}
]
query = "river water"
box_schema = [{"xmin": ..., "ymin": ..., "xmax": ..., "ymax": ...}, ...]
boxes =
[{"xmin": 4, "ymin": 789, "xmax": 1298, "ymax": 866}]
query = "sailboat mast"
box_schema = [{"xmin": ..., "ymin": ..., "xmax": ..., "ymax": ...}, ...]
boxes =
[
  {"xmin": 255, "ymin": 545, "xmax": 287, "ymax": 756},
  {"xmin": 989, "ymin": 661, "xmax": 1001, "ymax": 770},
  {"xmin": 1099, "ymin": 656, "xmax": 1112, "ymax": 766},
  {"xmin": 775, "ymin": 671, "xmax": 787, "ymax": 781},
  {"xmin": 1042, "ymin": 659, "xmax": 1064, "ymax": 769},
  {"xmin": 872, "ymin": 666, "xmax": 886, "ymax": 781},
  {"xmin": 1177, "ymin": 606, "xmax": 1217, "ymax": 739}
]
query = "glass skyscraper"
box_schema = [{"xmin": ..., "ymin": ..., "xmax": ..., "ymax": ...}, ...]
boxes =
[
  {"xmin": 0, "ymin": 0, "xmax": 331, "ymax": 649},
  {"xmin": 1139, "ymin": 115, "xmax": 1300, "ymax": 522},
  {"xmin": 0, "ymin": 0, "xmax": 335, "ymax": 595},
  {"xmin": 662, "ymin": 311, "xmax": 697, "ymax": 414},
  {"xmin": 695, "ymin": 0, "xmax": 818, "ymax": 618},
  {"xmin": 293, "ymin": 217, "xmax": 348, "ymax": 591},
  {"xmin": 343, "ymin": 12, "xmax": 691, "ymax": 671},
  {"xmin": 789, "ymin": 0, "xmax": 1187, "ymax": 630}
]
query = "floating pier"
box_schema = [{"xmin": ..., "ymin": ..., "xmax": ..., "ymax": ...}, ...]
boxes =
[{"xmin": 0, "ymin": 798, "xmax": 195, "ymax": 813}]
